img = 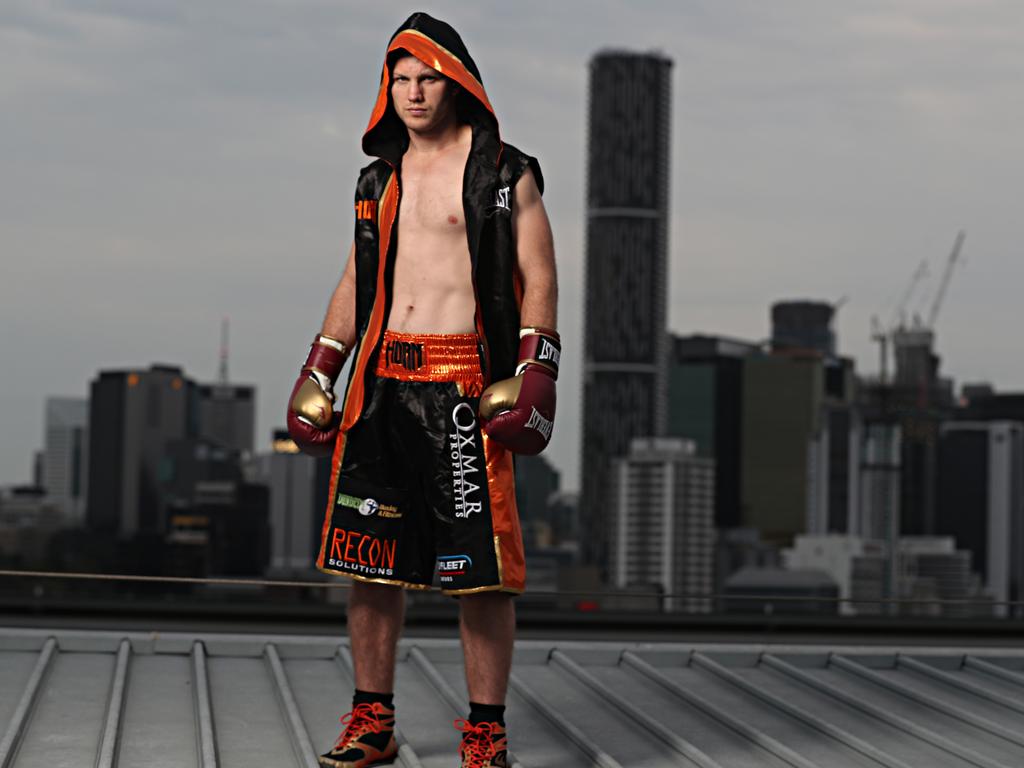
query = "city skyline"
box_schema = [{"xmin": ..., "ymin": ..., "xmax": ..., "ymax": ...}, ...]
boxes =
[{"xmin": 4, "ymin": 1, "xmax": 1024, "ymax": 489}]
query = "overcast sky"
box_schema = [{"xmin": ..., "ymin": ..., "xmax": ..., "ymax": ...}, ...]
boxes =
[{"xmin": 3, "ymin": 0, "xmax": 1023, "ymax": 491}]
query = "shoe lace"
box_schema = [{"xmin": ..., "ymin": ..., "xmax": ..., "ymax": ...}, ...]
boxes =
[
  {"xmin": 455, "ymin": 719, "xmax": 501, "ymax": 766},
  {"xmin": 335, "ymin": 703, "xmax": 385, "ymax": 748}
]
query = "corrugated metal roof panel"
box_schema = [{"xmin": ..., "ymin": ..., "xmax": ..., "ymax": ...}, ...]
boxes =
[{"xmin": 2, "ymin": 629, "xmax": 1024, "ymax": 767}]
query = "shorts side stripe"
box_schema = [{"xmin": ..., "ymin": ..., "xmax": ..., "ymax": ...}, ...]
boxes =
[
  {"xmin": 482, "ymin": 434, "xmax": 526, "ymax": 592},
  {"xmin": 316, "ymin": 431, "xmax": 348, "ymax": 570}
]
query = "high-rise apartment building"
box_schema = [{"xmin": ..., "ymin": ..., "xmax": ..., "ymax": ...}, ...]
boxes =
[
  {"xmin": 43, "ymin": 398, "xmax": 89, "ymax": 525},
  {"xmin": 580, "ymin": 51, "xmax": 672, "ymax": 570},
  {"xmin": 610, "ymin": 437, "xmax": 714, "ymax": 613}
]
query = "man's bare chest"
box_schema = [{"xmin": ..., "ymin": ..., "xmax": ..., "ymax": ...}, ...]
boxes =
[{"xmin": 398, "ymin": 168, "xmax": 465, "ymax": 234}]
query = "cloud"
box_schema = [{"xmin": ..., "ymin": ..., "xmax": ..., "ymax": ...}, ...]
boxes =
[{"xmin": 3, "ymin": 1, "xmax": 1024, "ymax": 490}]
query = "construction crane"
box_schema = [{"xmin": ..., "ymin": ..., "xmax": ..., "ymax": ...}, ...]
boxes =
[
  {"xmin": 891, "ymin": 259, "xmax": 930, "ymax": 331},
  {"xmin": 869, "ymin": 231, "xmax": 966, "ymax": 382},
  {"xmin": 872, "ymin": 259, "xmax": 928, "ymax": 383},
  {"xmin": 925, "ymin": 230, "xmax": 966, "ymax": 330}
]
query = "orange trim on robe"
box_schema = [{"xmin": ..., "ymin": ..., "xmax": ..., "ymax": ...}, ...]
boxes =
[
  {"xmin": 363, "ymin": 29, "xmax": 497, "ymax": 147},
  {"xmin": 481, "ymin": 433, "xmax": 526, "ymax": 592},
  {"xmin": 339, "ymin": 173, "xmax": 398, "ymax": 433}
]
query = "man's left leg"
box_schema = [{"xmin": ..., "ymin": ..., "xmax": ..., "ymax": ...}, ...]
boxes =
[{"xmin": 456, "ymin": 592, "xmax": 515, "ymax": 767}]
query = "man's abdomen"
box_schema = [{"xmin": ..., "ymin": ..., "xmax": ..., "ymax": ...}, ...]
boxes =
[{"xmin": 387, "ymin": 234, "xmax": 476, "ymax": 333}]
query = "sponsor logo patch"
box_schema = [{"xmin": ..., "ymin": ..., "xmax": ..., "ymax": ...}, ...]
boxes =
[
  {"xmin": 437, "ymin": 554, "xmax": 473, "ymax": 582},
  {"xmin": 450, "ymin": 402, "xmax": 483, "ymax": 519},
  {"xmin": 327, "ymin": 527, "xmax": 397, "ymax": 577},
  {"xmin": 524, "ymin": 407, "xmax": 553, "ymax": 441},
  {"xmin": 337, "ymin": 492, "xmax": 401, "ymax": 519}
]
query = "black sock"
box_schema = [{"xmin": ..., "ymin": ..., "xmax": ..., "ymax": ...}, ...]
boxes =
[
  {"xmin": 468, "ymin": 701, "xmax": 505, "ymax": 726},
  {"xmin": 353, "ymin": 689, "xmax": 394, "ymax": 710}
]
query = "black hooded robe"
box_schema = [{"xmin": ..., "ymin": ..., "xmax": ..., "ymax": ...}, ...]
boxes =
[{"xmin": 316, "ymin": 13, "xmax": 543, "ymax": 593}]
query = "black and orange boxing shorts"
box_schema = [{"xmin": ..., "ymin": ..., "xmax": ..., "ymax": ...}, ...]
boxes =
[{"xmin": 316, "ymin": 330, "xmax": 526, "ymax": 594}]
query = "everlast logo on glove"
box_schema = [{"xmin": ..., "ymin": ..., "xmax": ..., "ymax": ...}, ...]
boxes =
[
  {"xmin": 478, "ymin": 328, "xmax": 560, "ymax": 455},
  {"xmin": 537, "ymin": 338, "xmax": 560, "ymax": 368},
  {"xmin": 524, "ymin": 407, "xmax": 553, "ymax": 441}
]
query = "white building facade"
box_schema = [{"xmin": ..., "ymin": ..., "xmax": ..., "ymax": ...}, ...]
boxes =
[{"xmin": 611, "ymin": 437, "xmax": 714, "ymax": 613}]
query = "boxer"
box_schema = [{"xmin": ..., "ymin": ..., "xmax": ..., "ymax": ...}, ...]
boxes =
[{"xmin": 287, "ymin": 12, "xmax": 557, "ymax": 768}]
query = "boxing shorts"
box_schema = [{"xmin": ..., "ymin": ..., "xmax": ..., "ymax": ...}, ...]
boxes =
[{"xmin": 316, "ymin": 330, "xmax": 526, "ymax": 594}]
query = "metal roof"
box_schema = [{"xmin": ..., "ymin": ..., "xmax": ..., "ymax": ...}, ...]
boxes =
[{"xmin": 2, "ymin": 628, "xmax": 1024, "ymax": 767}]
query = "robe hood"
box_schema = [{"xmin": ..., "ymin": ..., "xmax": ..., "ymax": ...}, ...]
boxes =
[{"xmin": 362, "ymin": 12, "xmax": 500, "ymax": 164}]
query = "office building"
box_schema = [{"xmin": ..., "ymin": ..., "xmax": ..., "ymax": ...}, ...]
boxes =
[
  {"xmin": 580, "ymin": 51, "xmax": 673, "ymax": 570},
  {"xmin": 740, "ymin": 353, "xmax": 823, "ymax": 543},
  {"xmin": 515, "ymin": 453, "xmax": 562, "ymax": 552},
  {"xmin": 957, "ymin": 387, "xmax": 1024, "ymax": 422},
  {"xmin": 515, "ymin": 454, "xmax": 561, "ymax": 523},
  {"xmin": 771, "ymin": 301, "xmax": 836, "ymax": 356},
  {"xmin": 857, "ymin": 421, "xmax": 902, "ymax": 542},
  {"xmin": 610, "ymin": 437, "xmax": 714, "ymax": 613},
  {"xmin": 43, "ymin": 397, "xmax": 89, "ymax": 525},
  {"xmin": 248, "ymin": 430, "xmax": 324, "ymax": 577},
  {"xmin": 197, "ymin": 384, "xmax": 255, "ymax": 455},
  {"xmin": 738, "ymin": 300, "xmax": 862, "ymax": 545},
  {"xmin": 937, "ymin": 421, "xmax": 1024, "ymax": 617},
  {"xmin": 86, "ymin": 365, "xmax": 195, "ymax": 536},
  {"xmin": 0, "ymin": 486, "xmax": 62, "ymax": 568},
  {"xmin": 872, "ymin": 328, "xmax": 956, "ymax": 536},
  {"xmin": 667, "ymin": 334, "xmax": 759, "ymax": 529},
  {"xmin": 806, "ymin": 374, "xmax": 861, "ymax": 535}
]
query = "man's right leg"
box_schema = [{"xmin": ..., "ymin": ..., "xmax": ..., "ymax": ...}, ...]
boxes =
[
  {"xmin": 348, "ymin": 580, "xmax": 405, "ymax": 691},
  {"xmin": 319, "ymin": 581, "xmax": 405, "ymax": 767}
]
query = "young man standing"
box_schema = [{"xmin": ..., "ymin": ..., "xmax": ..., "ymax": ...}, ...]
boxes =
[{"xmin": 286, "ymin": 12, "xmax": 558, "ymax": 768}]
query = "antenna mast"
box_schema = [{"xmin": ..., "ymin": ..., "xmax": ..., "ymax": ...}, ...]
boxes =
[{"xmin": 219, "ymin": 317, "xmax": 230, "ymax": 384}]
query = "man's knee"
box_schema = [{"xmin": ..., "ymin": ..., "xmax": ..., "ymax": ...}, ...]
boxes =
[
  {"xmin": 459, "ymin": 590, "xmax": 515, "ymax": 614},
  {"xmin": 350, "ymin": 580, "xmax": 405, "ymax": 607}
]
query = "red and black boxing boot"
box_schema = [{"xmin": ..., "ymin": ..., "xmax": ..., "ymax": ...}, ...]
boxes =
[
  {"xmin": 287, "ymin": 333, "xmax": 349, "ymax": 457},
  {"xmin": 478, "ymin": 327, "xmax": 559, "ymax": 455},
  {"xmin": 455, "ymin": 719, "xmax": 508, "ymax": 768},
  {"xmin": 319, "ymin": 692, "xmax": 397, "ymax": 768}
]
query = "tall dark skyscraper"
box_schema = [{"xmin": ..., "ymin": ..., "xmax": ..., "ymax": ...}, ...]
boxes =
[
  {"xmin": 86, "ymin": 365, "xmax": 196, "ymax": 536},
  {"xmin": 580, "ymin": 51, "xmax": 673, "ymax": 571}
]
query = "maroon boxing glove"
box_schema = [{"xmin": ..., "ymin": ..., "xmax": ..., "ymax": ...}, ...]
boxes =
[
  {"xmin": 286, "ymin": 334, "xmax": 349, "ymax": 457},
  {"xmin": 478, "ymin": 328, "xmax": 560, "ymax": 455}
]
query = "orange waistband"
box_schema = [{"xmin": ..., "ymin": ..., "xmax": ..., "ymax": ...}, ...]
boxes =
[{"xmin": 375, "ymin": 330, "xmax": 483, "ymax": 382}]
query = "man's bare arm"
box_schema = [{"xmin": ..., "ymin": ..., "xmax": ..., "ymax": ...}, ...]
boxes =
[
  {"xmin": 512, "ymin": 168, "xmax": 557, "ymax": 330},
  {"xmin": 321, "ymin": 241, "xmax": 358, "ymax": 348}
]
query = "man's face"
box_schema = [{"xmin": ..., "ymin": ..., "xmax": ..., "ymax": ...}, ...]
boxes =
[{"xmin": 390, "ymin": 55, "xmax": 458, "ymax": 132}]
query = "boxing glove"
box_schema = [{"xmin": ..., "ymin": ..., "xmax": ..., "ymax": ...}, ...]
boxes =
[
  {"xmin": 287, "ymin": 334, "xmax": 349, "ymax": 457},
  {"xmin": 478, "ymin": 328, "xmax": 560, "ymax": 455}
]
